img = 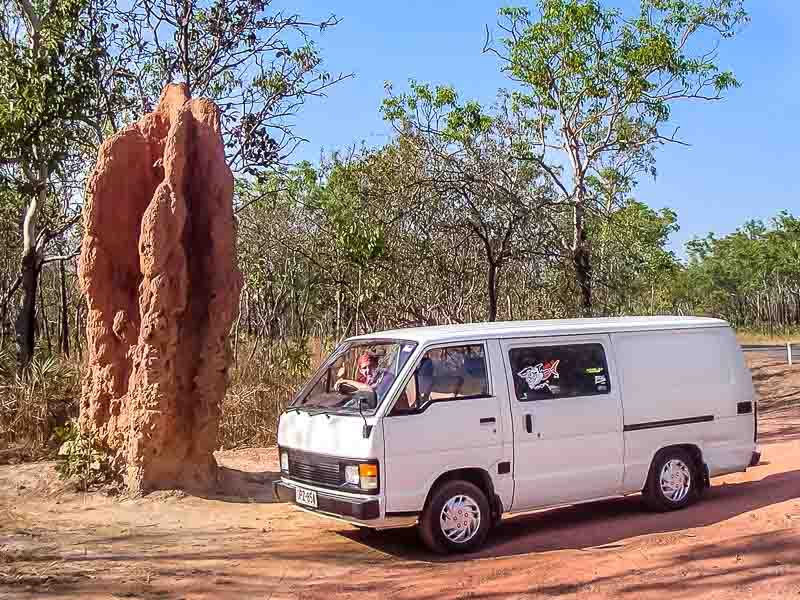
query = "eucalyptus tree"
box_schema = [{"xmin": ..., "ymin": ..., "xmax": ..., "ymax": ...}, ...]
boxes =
[
  {"xmin": 486, "ymin": 0, "xmax": 748, "ymax": 314},
  {"xmin": 383, "ymin": 83, "xmax": 560, "ymax": 321},
  {"xmin": 0, "ymin": 0, "xmax": 121, "ymax": 368}
]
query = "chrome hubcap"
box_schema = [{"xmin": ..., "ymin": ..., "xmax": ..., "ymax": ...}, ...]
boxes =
[
  {"xmin": 660, "ymin": 458, "xmax": 692, "ymax": 502},
  {"xmin": 440, "ymin": 494, "xmax": 481, "ymax": 544}
]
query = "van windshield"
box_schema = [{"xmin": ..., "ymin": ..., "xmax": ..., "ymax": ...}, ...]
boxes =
[{"xmin": 291, "ymin": 340, "xmax": 417, "ymax": 414}]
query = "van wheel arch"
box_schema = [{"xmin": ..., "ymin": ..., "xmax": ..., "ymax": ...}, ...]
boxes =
[
  {"xmin": 424, "ymin": 468, "xmax": 503, "ymax": 525},
  {"xmin": 648, "ymin": 444, "xmax": 708, "ymax": 491},
  {"xmin": 643, "ymin": 444, "xmax": 708, "ymax": 511}
]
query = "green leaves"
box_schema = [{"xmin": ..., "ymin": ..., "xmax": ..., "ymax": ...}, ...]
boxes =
[
  {"xmin": 318, "ymin": 158, "xmax": 386, "ymax": 267},
  {"xmin": 382, "ymin": 80, "xmax": 494, "ymax": 145},
  {"xmin": 0, "ymin": 0, "xmax": 105, "ymax": 168},
  {"xmin": 54, "ymin": 418, "xmax": 115, "ymax": 490},
  {"xmin": 680, "ymin": 212, "xmax": 800, "ymax": 329},
  {"xmin": 489, "ymin": 0, "xmax": 746, "ymax": 311},
  {"xmin": 495, "ymin": 0, "xmax": 747, "ymax": 169}
]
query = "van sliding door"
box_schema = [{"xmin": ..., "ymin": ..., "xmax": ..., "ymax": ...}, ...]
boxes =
[{"xmin": 501, "ymin": 334, "xmax": 624, "ymax": 511}]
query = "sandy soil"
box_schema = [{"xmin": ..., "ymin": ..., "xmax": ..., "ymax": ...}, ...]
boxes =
[{"xmin": 1, "ymin": 355, "xmax": 798, "ymax": 599}]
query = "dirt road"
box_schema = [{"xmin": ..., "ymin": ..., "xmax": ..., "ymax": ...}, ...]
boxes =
[{"xmin": 1, "ymin": 355, "xmax": 799, "ymax": 599}]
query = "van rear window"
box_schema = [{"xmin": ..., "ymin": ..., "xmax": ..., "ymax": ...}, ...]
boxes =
[{"xmin": 509, "ymin": 343, "xmax": 610, "ymax": 401}]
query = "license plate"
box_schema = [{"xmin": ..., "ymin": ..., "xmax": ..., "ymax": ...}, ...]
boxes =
[{"xmin": 295, "ymin": 487, "xmax": 318, "ymax": 508}]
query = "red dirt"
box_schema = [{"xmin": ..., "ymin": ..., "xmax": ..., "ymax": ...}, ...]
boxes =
[{"xmin": 1, "ymin": 355, "xmax": 798, "ymax": 599}]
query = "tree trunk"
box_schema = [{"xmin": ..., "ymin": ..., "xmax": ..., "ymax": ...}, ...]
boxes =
[
  {"xmin": 59, "ymin": 259, "xmax": 70, "ymax": 356},
  {"xmin": 573, "ymin": 199, "xmax": 592, "ymax": 317},
  {"xmin": 15, "ymin": 247, "xmax": 40, "ymax": 370},
  {"xmin": 39, "ymin": 277, "xmax": 52, "ymax": 355},
  {"xmin": 355, "ymin": 267, "xmax": 362, "ymax": 335},
  {"xmin": 335, "ymin": 286, "xmax": 341, "ymax": 338},
  {"xmin": 15, "ymin": 164, "xmax": 47, "ymax": 371},
  {"xmin": 487, "ymin": 261, "xmax": 499, "ymax": 322}
]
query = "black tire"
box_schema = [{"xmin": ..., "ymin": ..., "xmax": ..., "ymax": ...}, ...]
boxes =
[
  {"xmin": 643, "ymin": 448, "xmax": 700, "ymax": 512},
  {"xmin": 418, "ymin": 480, "xmax": 491, "ymax": 554}
]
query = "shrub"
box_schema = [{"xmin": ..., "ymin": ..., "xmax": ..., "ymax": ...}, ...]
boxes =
[{"xmin": 53, "ymin": 418, "xmax": 115, "ymax": 490}]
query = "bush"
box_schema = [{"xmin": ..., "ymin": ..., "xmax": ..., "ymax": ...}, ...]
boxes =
[
  {"xmin": 0, "ymin": 348, "xmax": 81, "ymax": 450},
  {"xmin": 53, "ymin": 418, "xmax": 115, "ymax": 490}
]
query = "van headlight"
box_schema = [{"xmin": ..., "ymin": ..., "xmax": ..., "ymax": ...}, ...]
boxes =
[
  {"xmin": 280, "ymin": 450, "xmax": 289, "ymax": 472},
  {"xmin": 344, "ymin": 465, "xmax": 360, "ymax": 486}
]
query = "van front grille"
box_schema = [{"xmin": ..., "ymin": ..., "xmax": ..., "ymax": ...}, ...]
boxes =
[{"xmin": 287, "ymin": 449, "xmax": 344, "ymax": 488}]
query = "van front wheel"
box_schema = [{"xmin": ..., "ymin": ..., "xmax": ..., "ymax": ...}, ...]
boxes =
[
  {"xmin": 419, "ymin": 480, "xmax": 490, "ymax": 554},
  {"xmin": 643, "ymin": 448, "xmax": 699, "ymax": 512}
]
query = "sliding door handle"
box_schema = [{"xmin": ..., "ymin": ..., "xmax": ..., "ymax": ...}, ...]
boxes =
[
  {"xmin": 525, "ymin": 414, "xmax": 533, "ymax": 433},
  {"xmin": 480, "ymin": 417, "xmax": 496, "ymax": 424}
]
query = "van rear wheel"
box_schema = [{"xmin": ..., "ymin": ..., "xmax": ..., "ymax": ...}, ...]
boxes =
[
  {"xmin": 419, "ymin": 480, "xmax": 490, "ymax": 554},
  {"xmin": 643, "ymin": 448, "xmax": 699, "ymax": 512}
]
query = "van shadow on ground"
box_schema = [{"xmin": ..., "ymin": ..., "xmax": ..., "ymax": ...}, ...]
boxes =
[{"xmin": 340, "ymin": 469, "xmax": 800, "ymax": 562}]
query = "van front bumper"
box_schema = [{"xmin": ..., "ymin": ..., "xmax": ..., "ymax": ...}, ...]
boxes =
[{"xmin": 273, "ymin": 480, "xmax": 380, "ymax": 520}]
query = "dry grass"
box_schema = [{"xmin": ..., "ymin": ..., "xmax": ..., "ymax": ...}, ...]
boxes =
[
  {"xmin": 0, "ymin": 348, "xmax": 82, "ymax": 454},
  {"xmin": 219, "ymin": 336, "xmax": 325, "ymax": 449},
  {"xmin": 735, "ymin": 327, "xmax": 800, "ymax": 345},
  {"xmin": 0, "ymin": 336, "xmax": 325, "ymax": 454},
  {"xmin": 737, "ymin": 333, "xmax": 794, "ymax": 345}
]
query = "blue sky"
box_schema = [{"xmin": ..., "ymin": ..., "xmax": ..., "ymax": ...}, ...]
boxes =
[{"xmin": 274, "ymin": 1, "xmax": 799, "ymax": 259}]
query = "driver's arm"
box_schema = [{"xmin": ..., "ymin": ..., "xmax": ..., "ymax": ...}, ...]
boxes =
[{"xmin": 334, "ymin": 379, "xmax": 371, "ymax": 392}]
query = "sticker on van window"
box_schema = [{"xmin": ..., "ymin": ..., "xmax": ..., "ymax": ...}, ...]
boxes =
[
  {"xmin": 518, "ymin": 360, "xmax": 560, "ymax": 392},
  {"xmin": 595, "ymin": 375, "xmax": 607, "ymax": 386},
  {"xmin": 585, "ymin": 367, "xmax": 604, "ymax": 374}
]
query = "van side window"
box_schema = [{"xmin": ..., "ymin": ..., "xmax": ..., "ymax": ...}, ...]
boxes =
[
  {"xmin": 509, "ymin": 343, "xmax": 609, "ymax": 401},
  {"xmin": 390, "ymin": 344, "xmax": 489, "ymax": 414}
]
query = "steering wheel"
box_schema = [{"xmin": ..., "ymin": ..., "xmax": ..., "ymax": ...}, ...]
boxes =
[{"xmin": 336, "ymin": 381, "xmax": 358, "ymax": 395}]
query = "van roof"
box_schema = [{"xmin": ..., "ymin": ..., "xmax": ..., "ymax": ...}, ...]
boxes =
[{"xmin": 350, "ymin": 316, "xmax": 728, "ymax": 345}]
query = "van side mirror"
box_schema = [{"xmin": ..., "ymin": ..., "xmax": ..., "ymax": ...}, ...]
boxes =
[{"xmin": 352, "ymin": 389, "xmax": 377, "ymax": 411}]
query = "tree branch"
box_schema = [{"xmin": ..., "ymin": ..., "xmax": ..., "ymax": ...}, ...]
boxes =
[
  {"xmin": 41, "ymin": 252, "xmax": 79, "ymax": 266},
  {"xmin": 14, "ymin": 0, "xmax": 40, "ymax": 32}
]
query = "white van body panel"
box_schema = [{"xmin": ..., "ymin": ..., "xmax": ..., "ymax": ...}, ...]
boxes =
[
  {"xmin": 382, "ymin": 397, "xmax": 505, "ymax": 512},
  {"xmin": 613, "ymin": 326, "xmax": 756, "ymax": 492}
]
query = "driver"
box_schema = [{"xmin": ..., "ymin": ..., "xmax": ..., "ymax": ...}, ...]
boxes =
[
  {"xmin": 357, "ymin": 352, "xmax": 380, "ymax": 386},
  {"xmin": 335, "ymin": 352, "xmax": 381, "ymax": 392}
]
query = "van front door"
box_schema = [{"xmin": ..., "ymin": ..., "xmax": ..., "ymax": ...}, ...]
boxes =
[
  {"xmin": 501, "ymin": 335, "xmax": 624, "ymax": 511},
  {"xmin": 382, "ymin": 342, "xmax": 508, "ymax": 514}
]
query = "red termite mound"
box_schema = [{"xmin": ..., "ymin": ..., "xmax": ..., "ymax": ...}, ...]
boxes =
[{"xmin": 78, "ymin": 84, "xmax": 243, "ymax": 493}]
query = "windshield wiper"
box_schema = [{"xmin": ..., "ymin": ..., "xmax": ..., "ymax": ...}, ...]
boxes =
[{"xmin": 284, "ymin": 405, "xmax": 334, "ymax": 418}]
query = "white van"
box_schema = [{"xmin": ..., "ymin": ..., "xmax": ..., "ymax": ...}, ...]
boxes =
[{"xmin": 273, "ymin": 316, "xmax": 759, "ymax": 554}]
